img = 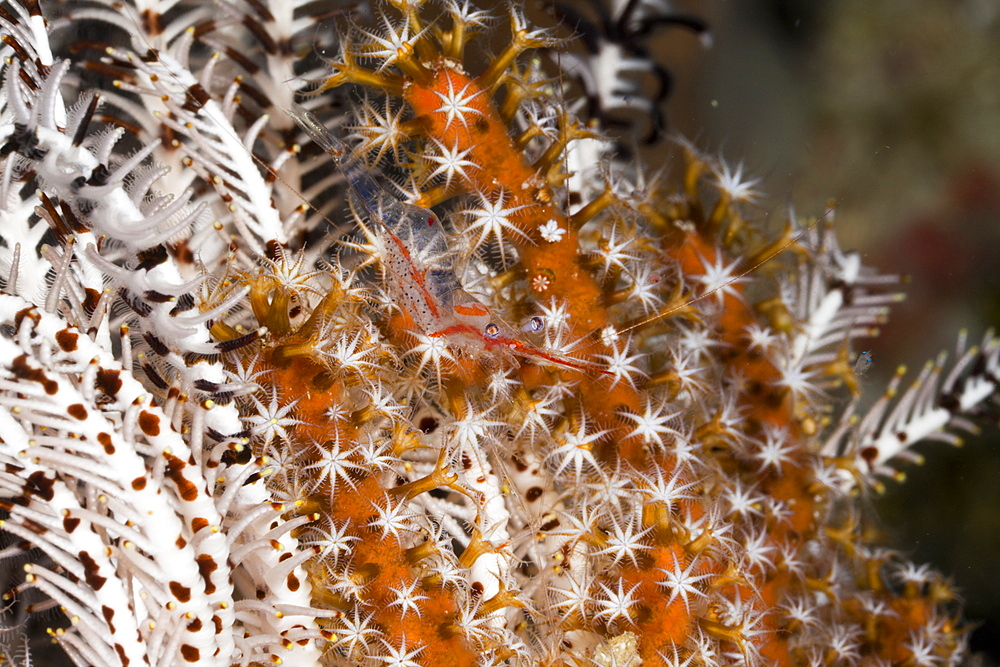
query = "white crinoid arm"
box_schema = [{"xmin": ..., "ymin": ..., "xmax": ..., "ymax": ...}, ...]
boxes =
[
  {"xmin": 3, "ymin": 53, "xmax": 256, "ymax": 398},
  {"xmin": 0, "ymin": 296, "xmax": 327, "ymax": 666},
  {"xmin": 0, "ymin": 4, "xmax": 326, "ymax": 663},
  {"xmin": 823, "ymin": 329, "xmax": 1000, "ymax": 489},
  {"xmin": 786, "ymin": 218, "xmax": 904, "ymax": 371},
  {"xmin": 0, "ymin": 297, "xmax": 236, "ymax": 666}
]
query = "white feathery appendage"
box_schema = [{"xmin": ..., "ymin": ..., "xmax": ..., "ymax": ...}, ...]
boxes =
[
  {"xmin": 823, "ymin": 329, "xmax": 1000, "ymax": 487},
  {"xmin": 0, "ymin": 297, "xmax": 324, "ymax": 666}
]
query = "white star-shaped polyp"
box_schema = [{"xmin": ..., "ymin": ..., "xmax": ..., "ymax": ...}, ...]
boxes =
[
  {"xmin": 459, "ymin": 189, "xmax": 533, "ymax": 266},
  {"xmin": 538, "ymin": 218, "xmax": 566, "ymax": 243},
  {"xmin": 743, "ymin": 322, "xmax": 779, "ymax": 353},
  {"xmin": 363, "ymin": 381, "xmax": 408, "ymax": 422},
  {"xmin": 592, "ymin": 518, "xmax": 652, "ymax": 567},
  {"xmin": 597, "ymin": 340, "xmax": 647, "ymax": 389},
  {"xmin": 387, "ymin": 579, "xmax": 430, "ymax": 619},
  {"xmin": 697, "ymin": 251, "xmax": 749, "ymax": 306},
  {"xmin": 752, "ymin": 423, "xmax": 798, "ymax": 473},
  {"xmin": 771, "ymin": 353, "xmax": 825, "ymax": 405},
  {"xmin": 449, "ymin": 407, "xmax": 504, "ymax": 449},
  {"xmin": 307, "ymin": 520, "xmax": 360, "ymax": 562},
  {"xmin": 424, "ymin": 139, "xmax": 479, "ymax": 190},
  {"xmin": 358, "ymin": 14, "xmax": 426, "ymax": 73},
  {"xmin": 657, "ymin": 554, "xmax": 712, "ymax": 613},
  {"xmin": 548, "ymin": 416, "xmax": 608, "ymax": 484},
  {"xmin": 596, "ymin": 223, "xmax": 642, "ymax": 278},
  {"xmin": 405, "ymin": 332, "xmax": 456, "ymax": 388},
  {"xmin": 628, "ymin": 262, "xmax": 665, "ymax": 314},
  {"xmin": 244, "ymin": 387, "xmax": 301, "ymax": 446},
  {"xmin": 375, "ymin": 635, "xmax": 425, "ymax": 667},
  {"xmin": 306, "ymin": 436, "xmax": 361, "ymax": 492},
  {"xmin": 538, "ymin": 299, "xmax": 571, "ymax": 332},
  {"xmin": 620, "ymin": 397, "xmax": 680, "ymax": 449},
  {"xmin": 550, "ymin": 574, "xmax": 592, "ymax": 623},
  {"xmin": 334, "ymin": 609, "xmax": 382, "ymax": 658},
  {"xmin": 712, "ymin": 160, "xmax": 761, "ymax": 203},
  {"xmin": 353, "ymin": 96, "xmax": 409, "ymax": 163},
  {"xmin": 593, "ymin": 579, "xmax": 641, "ymax": 627},
  {"xmin": 432, "ymin": 77, "xmax": 486, "ymax": 131},
  {"xmin": 323, "ymin": 401, "xmax": 350, "ymax": 424},
  {"xmin": 444, "ymin": 0, "xmax": 494, "ymax": 30}
]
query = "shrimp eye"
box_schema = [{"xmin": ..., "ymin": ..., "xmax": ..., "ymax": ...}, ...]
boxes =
[
  {"xmin": 484, "ymin": 323, "xmax": 501, "ymax": 338},
  {"xmin": 521, "ymin": 316, "xmax": 544, "ymax": 333},
  {"xmin": 427, "ymin": 216, "xmax": 435, "ymax": 227}
]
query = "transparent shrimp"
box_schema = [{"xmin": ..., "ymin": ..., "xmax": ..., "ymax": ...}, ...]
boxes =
[
  {"xmin": 288, "ymin": 106, "xmax": 606, "ymax": 375},
  {"xmin": 854, "ymin": 350, "xmax": 873, "ymax": 376},
  {"xmin": 290, "ymin": 106, "xmax": 454, "ymax": 330}
]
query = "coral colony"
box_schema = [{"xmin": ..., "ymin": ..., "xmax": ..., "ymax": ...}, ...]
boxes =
[{"xmin": 0, "ymin": 0, "xmax": 997, "ymax": 665}]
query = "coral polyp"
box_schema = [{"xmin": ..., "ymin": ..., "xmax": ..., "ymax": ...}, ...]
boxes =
[{"xmin": 0, "ymin": 0, "xmax": 996, "ymax": 665}]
